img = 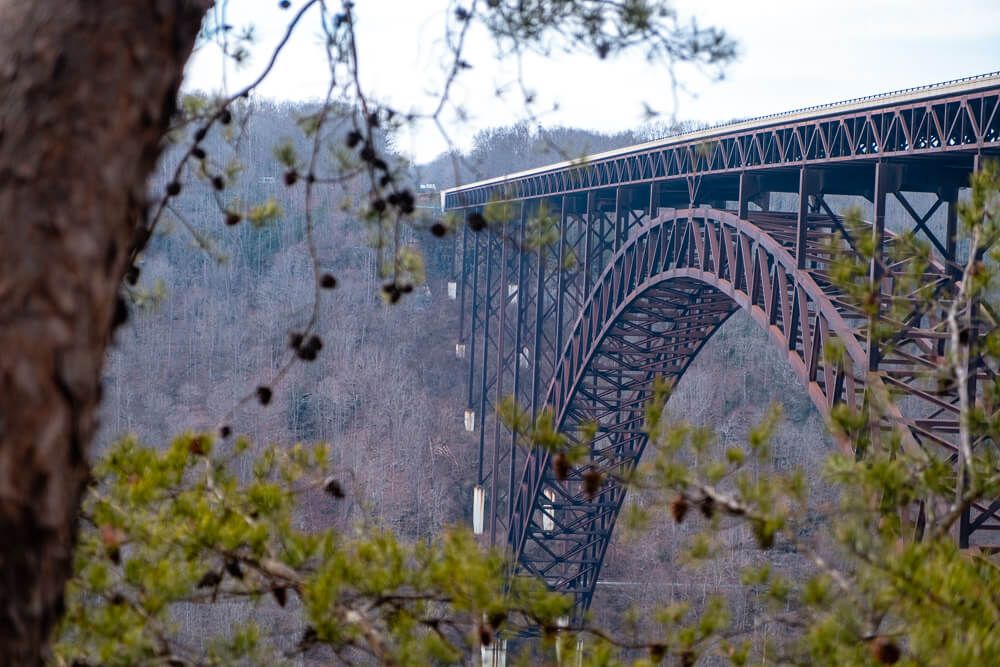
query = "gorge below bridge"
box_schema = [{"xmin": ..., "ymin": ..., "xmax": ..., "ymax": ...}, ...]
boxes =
[{"xmin": 440, "ymin": 72, "xmax": 1000, "ymax": 625}]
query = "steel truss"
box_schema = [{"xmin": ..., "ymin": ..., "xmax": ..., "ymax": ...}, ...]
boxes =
[
  {"xmin": 446, "ymin": 75, "xmax": 1000, "ymax": 623},
  {"xmin": 445, "ymin": 73, "xmax": 1000, "ymax": 209}
]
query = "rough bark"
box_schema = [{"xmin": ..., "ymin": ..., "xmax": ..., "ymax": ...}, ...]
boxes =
[{"xmin": 0, "ymin": 2, "xmax": 210, "ymax": 662}]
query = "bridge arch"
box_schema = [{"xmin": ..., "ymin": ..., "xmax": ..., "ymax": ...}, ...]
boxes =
[
  {"xmin": 506, "ymin": 207, "xmax": 941, "ymax": 619},
  {"xmin": 443, "ymin": 74, "xmax": 1000, "ymax": 626}
]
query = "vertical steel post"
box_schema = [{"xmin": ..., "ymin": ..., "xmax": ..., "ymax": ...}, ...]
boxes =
[
  {"xmin": 476, "ymin": 230, "xmax": 495, "ymax": 483},
  {"xmin": 584, "ymin": 190, "xmax": 595, "ymax": 296},
  {"xmin": 554, "ymin": 196, "xmax": 568, "ymax": 368},
  {"xmin": 796, "ymin": 167, "xmax": 814, "ymax": 270},
  {"xmin": 737, "ymin": 172, "xmax": 755, "ymax": 219},
  {"xmin": 467, "ymin": 224, "xmax": 480, "ymax": 409},
  {"xmin": 508, "ymin": 202, "xmax": 529, "ymax": 529},
  {"xmin": 489, "ymin": 211, "xmax": 512, "ymax": 546},
  {"xmin": 530, "ymin": 201, "xmax": 548, "ymax": 418},
  {"xmin": 449, "ymin": 222, "xmax": 458, "ymax": 280},
  {"xmin": 867, "ymin": 161, "xmax": 889, "ymax": 371},
  {"xmin": 614, "ymin": 186, "xmax": 624, "ymax": 251},
  {"xmin": 458, "ymin": 222, "xmax": 469, "ymax": 343},
  {"xmin": 945, "ymin": 189, "xmax": 959, "ymax": 278}
]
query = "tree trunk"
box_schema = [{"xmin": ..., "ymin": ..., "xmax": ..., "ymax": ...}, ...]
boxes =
[{"xmin": 0, "ymin": 2, "xmax": 209, "ymax": 662}]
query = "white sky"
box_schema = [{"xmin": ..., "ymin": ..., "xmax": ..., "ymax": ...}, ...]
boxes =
[{"xmin": 183, "ymin": 0, "xmax": 1000, "ymax": 163}]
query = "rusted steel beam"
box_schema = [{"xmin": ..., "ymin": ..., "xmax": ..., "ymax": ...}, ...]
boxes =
[
  {"xmin": 450, "ymin": 75, "xmax": 1000, "ymax": 626},
  {"xmin": 492, "ymin": 205, "xmax": 989, "ymax": 622},
  {"xmin": 797, "ymin": 167, "xmax": 821, "ymax": 269}
]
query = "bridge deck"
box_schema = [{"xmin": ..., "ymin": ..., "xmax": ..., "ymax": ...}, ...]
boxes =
[{"xmin": 442, "ymin": 72, "xmax": 999, "ymax": 209}]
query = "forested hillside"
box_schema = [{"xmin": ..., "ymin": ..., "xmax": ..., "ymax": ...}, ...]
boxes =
[
  {"xmin": 417, "ymin": 120, "xmax": 704, "ymax": 187},
  {"xmin": 99, "ymin": 101, "xmax": 474, "ymax": 539}
]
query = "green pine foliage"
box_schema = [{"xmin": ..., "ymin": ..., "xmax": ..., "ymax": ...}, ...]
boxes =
[{"xmin": 55, "ymin": 434, "xmax": 571, "ymax": 665}]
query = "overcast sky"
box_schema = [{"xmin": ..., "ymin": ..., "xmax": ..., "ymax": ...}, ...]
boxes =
[{"xmin": 183, "ymin": 0, "xmax": 1000, "ymax": 163}]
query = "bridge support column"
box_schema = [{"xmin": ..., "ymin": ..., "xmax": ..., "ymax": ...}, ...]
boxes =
[
  {"xmin": 466, "ymin": 219, "xmax": 482, "ymax": 419},
  {"xmin": 737, "ymin": 172, "xmax": 766, "ymax": 219},
  {"xmin": 610, "ymin": 186, "xmax": 651, "ymax": 249},
  {"xmin": 488, "ymin": 210, "xmax": 513, "ymax": 546},
  {"xmin": 456, "ymin": 223, "xmax": 469, "ymax": 349},
  {"xmin": 476, "ymin": 227, "xmax": 496, "ymax": 484},
  {"xmin": 796, "ymin": 167, "xmax": 822, "ymax": 269},
  {"xmin": 530, "ymin": 201, "xmax": 548, "ymax": 418},
  {"xmin": 527, "ymin": 196, "xmax": 564, "ymax": 416},
  {"xmin": 648, "ymin": 181, "xmax": 660, "ymax": 219},
  {"xmin": 614, "ymin": 186, "xmax": 624, "ymax": 251},
  {"xmin": 554, "ymin": 197, "xmax": 570, "ymax": 366},
  {"xmin": 556, "ymin": 194, "xmax": 589, "ymax": 359},
  {"xmin": 505, "ymin": 202, "xmax": 530, "ymax": 540},
  {"xmin": 944, "ymin": 189, "xmax": 959, "ymax": 279},
  {"xmin": 583, "ymin": 191, "xmax": 593, "ymax": 295},
  {"xmin": 866, "ymin": 161, "xmax": 901, "ymax": 371}
]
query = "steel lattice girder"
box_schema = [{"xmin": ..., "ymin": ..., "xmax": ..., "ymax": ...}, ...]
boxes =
[
  {"xmin": 447, "ymin": 75, "xmax": 1000, "ymax": 624},
  {"xmin": 442, "ymin": 74, "xmax": 1000, "ymax": 208},
  {"xmin": 489, "ymin": 206, "xmax": 994, "ymax": 620}
]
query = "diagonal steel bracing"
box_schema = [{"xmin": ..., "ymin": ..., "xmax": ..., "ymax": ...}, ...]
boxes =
[{"xmin": 445, "ymin": 73, "xmax": 1000, "ymax": 624}]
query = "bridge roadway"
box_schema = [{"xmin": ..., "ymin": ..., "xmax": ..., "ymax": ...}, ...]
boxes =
[{"xmin": 441, "ymin": 72, "xmax": 1000, "ymax": 622}]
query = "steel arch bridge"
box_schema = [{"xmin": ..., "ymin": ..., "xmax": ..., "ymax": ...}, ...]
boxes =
[{"xmin": 441, "ymin": 72, "xmax": 1000, "ymax": 621}]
